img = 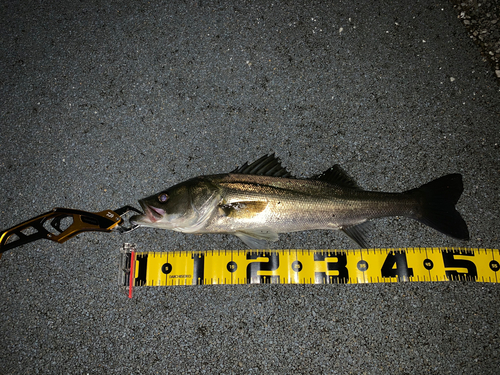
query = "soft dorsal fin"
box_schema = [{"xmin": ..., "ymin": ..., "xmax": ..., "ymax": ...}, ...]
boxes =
[
  {"xmin": 230, "ymin": 154, "xmax": 293, "ymax": 177},
  {"xmin": 312, "ymin": 165, "xmax": 361, "ymax": 189}
]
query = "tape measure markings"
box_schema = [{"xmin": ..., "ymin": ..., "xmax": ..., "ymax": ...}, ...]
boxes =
[{"xmin": 118, "ymin": 247, "xmax": 500, "ymax": 293}]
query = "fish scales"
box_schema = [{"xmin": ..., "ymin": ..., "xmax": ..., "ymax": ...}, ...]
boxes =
[{"xmin": 202, "ymin": 174, "xmax": 414, "ymax": 233}]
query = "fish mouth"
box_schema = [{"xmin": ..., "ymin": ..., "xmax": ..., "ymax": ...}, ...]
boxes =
[{"xmin": 136, "ymin": 200, "xmax": 166, "ymax": 223}]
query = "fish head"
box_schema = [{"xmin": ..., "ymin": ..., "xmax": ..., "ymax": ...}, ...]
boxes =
[{"xmin": 130, "ymin": 178, "xmax": 219, "ymax": 231}]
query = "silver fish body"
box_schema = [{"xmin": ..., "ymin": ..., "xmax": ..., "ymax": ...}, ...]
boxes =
[{"xmin": 130, "ymin": 154, "xmax": 469, "ymax": 248}]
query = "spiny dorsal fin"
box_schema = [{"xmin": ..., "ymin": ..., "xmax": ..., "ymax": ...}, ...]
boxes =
[
  {"xmin": 230, "ymin": 153, "xmax": 292, "ymax": 177},
  {"xmin": 312, "ymin": 165, "xmax": 361, "ymax": 189}
]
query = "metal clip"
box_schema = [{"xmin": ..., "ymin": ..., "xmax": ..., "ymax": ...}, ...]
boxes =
[
  {"xmin": 113, "ymin": 205, "xmax": 142, "ymax": 234},
  {"xmin": 0, "ymin": 205, "xmax": 143, "ymax": 254}
]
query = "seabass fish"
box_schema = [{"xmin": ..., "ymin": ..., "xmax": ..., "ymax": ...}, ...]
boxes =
[{"xmin": 130, "ymin": 154, "xmax": 469, "ymax": 248}]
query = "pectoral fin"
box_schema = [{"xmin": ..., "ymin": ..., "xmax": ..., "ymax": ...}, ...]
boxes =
[
  {"xmin": 234, "ymin": 229, "xmax": 279, "ymax": 249},
  {"xmin": 219, "ymin": 201, "xmax": 267, "ymax": 219}
]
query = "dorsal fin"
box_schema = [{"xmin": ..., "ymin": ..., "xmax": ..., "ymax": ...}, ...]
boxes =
[
  {"xmin": 230, "ymin": 154, "xmax": 293, "ymax": 177},
  {"xmin": 312, "ymin": 165, "xmax": 361, "ymax": 189}
]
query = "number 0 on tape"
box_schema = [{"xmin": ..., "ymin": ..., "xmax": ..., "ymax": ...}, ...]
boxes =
[{"xmin": 118, "ymin": 246, "xmax": 499, "ymax": 297}]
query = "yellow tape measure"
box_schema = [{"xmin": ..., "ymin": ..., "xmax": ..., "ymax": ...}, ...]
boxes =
[{"xmin": 118, "ymin": 245, "xmax": 499, "ymax": 297}]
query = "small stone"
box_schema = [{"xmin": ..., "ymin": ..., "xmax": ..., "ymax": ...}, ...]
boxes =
[
  {"xmin": 495, "ymin": 70, "xmax": 500, "ymax": 78},
  {"xmin": 450, "ymin": 77, "xmax": 456, "ymax": 82}
]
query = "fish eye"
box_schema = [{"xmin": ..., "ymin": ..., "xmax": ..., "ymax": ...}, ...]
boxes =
[{"xmin": 158, "ymin": 193, "xmax": 169, "ymax": 203}]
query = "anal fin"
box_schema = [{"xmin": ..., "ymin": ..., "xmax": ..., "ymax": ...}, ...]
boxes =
[{"xmin": 342, "ymin": 221, "xmax": 372, "ymax": 248}]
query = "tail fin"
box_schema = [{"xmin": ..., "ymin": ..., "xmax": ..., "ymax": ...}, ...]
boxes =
[{"xmin": 406, "ymin": 174, "xmax": 469, "ymax": 240}]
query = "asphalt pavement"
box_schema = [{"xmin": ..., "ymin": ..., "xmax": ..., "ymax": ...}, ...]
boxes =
[{"xmin": 1, "ymin": 0, "xmax": 499, "ymax": 374}]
